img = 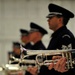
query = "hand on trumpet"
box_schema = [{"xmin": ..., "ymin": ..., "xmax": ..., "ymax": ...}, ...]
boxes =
[
  {"xmin": 26, "ymin": 56, "xmax": 69, "ymax": 75},
  {"xmin": 48, "ymin": 56, "xmax": 68, "ymax": 73}
]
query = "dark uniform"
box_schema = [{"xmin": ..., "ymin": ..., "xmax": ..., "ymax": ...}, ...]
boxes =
[
  {"xmin": 47, "ymin": 26, "xmax": 75, "ymax": 50},
  {"xmin": 30, "ymin": 40, "xmax": 46, "ymax": 50},
  {"xmin": 39, "ymin": 26, "xmax": 75, "ymax": 75},
  {"xmin": 22, "ymin": 42, "xmax": 32, "ymax": 50},
  {"xmin": 20, "ymin": 29, "xmax": 32, "ymax": 49},
  {"xmin": 39, "ymin": 3, "xmax": 75, "ymax": 75}
]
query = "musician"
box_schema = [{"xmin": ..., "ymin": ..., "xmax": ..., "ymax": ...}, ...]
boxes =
[
  {"xmin": 20, "ymin": 29, "xmax": 32, "ymax": 49},
  {"xmin": 29, "ymin": 22, "xmax": 48, "ymax": 50},
  {"xmin": 8, "ymin": 42, "xmax": 27, "ymax": 64},
  {"xmin": 39, "ymin": 3, "xmax": 75, "ymax": 75},
  {"xmin": 26, "ymin": 3, "xmax": 75, "ymax": 75},
  {"xmin": 25, "ymin": 22, "xmax": 48, "ymax": 75}
]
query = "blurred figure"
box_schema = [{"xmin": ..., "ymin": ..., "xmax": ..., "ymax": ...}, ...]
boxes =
[
  {"xmin": 29, "ymin": 22, "xmax": 48, "ymax": 50},
  {"xmin": 20, "ymin": 29, "xmax": 32, "ymax": 49},
  {"xmin": 8, "ymin": 42, "xmax": 21, "ymax": 60},
  {"xmin": 8, "ymin": 42, "xmax": 26, "ymax": 64},
  {"xmin": 25, "ymin": 22, "xmax": 48, "ymax": 75}
]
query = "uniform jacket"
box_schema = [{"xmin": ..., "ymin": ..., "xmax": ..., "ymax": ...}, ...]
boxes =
[
  {"xmin": 39, "ymin": 26, "xmax": 75, "ymax": 75},
  {"xmin": 47, "ymin": 26, "xmax": 75, "ymax": 50},
  {"xmin": 30, "ymin": 40, "xmax": 46, "ymax": 50}
]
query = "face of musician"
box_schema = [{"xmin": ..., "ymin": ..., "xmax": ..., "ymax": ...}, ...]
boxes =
[
  {"xmin": 21, "ymin": 35, "xmax": 30, "ymax": 44},
  {"xmin": 13, "ymin": 47, "xmax": 21, "ymax": 55},
  {"xmin": 29, "ymin": 31, "xmax": 43, "ymax": 44},
  {"xmin": 20, "ymin": 29, "xmax": 30, "ymax": 44},
  {"xmin": 47, "ymin": 16, "xmax": 63, "ymax": 31}
]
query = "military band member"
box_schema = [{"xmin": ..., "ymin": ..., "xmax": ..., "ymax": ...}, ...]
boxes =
[
  {"xmin": 8, "ymin": 42, "xmax": 27, "ymax": 64},
  {"xmin": 39, "ymin": 3, "xmax": 75, "ymax": 75},
  {"xmin": 20, "ymin": 29, "xmax": 32, "ymax": 49},
  {"xmin": 29, "ymin": 22, "xmax": 48, "ymax": 50},
  {"xmin": 25, "ymin": 22, "xmax": 48, "ymax": 75}
]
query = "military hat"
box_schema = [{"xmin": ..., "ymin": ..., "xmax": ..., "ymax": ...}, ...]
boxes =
[
  {"xmin": 13, "ymin": 42, "xmax": 20, "ymax": 48},
  {"xmin": 30, "ymin": 22, "xmax": 48, "ymax": 35},
  {"xmin": 46, "ymin": 3, "xmax": 74, "ymax": 18},
  {"xmin": 20, "ymin": 29, "xmax": 29, "ymax": 36}
]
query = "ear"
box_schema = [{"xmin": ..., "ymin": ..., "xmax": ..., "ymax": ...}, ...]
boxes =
[{"xmin": 59, "ymin": 17, "xmax": 63, "ymax": 23}]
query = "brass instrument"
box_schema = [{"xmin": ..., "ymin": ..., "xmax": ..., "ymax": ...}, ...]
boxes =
[
  {"xmin": 9, "ymin": 49, "xmax": 75, "ymax": 70},
  {"xmin": 0, "ymin": 49, "xmax": 75, "ymax": 75}
]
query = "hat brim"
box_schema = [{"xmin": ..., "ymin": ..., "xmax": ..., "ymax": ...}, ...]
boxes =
[{"xmin": 46, "ymin": 14, "xmax": 56, "ymax": 18}]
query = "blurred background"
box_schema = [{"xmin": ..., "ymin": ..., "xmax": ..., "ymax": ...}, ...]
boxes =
[{"xmin": 0, "ymin": 0, "xmax": 75, "ymax": 74}]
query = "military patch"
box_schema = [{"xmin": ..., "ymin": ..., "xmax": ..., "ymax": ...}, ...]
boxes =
[{"xmin": 62, "ymin": 44, "xmax": 72, "ymax": 49}]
